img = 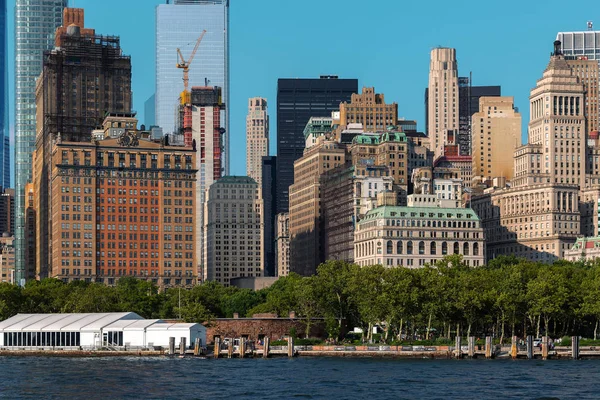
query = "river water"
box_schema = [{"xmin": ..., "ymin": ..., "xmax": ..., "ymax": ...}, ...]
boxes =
[{"xmin": 0, "ymin": 356, "xmax": 596, "ymax": 399}]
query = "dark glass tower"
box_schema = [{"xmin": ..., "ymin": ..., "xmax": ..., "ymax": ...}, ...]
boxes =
[
  {"xmin": 261, "ymin": 156, "xmax": 276, "ymax": 277},
  {"xmin": 0, "ymin": 0, "xmax": 8, "ymax": 189},
  {"xmin": 276, "ymin": 76, "xmax": 357, "ymax": 213}
]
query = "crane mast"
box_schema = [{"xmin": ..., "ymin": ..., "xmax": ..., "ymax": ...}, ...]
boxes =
[{"xmin": 176, "ymin": 29, "xmax": 207, "ymax": 104}]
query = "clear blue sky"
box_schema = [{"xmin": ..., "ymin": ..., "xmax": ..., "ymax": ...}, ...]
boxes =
[{"xmin": 6, "ymin": 0, "xmax": 598, "ymax": 177}]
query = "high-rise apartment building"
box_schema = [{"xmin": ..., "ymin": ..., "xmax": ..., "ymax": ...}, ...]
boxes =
[
  {"xmin": 275, "ymin": 212, "xmax": 290, "ymax": 277},
  {"xmin": 276, "ymin": 76, "xmax": 357, "ymax": 213},
  {"xmin": 246, "ymin": 97, "xmax": 269, "ymax": 186},
  {"xmin": 34, "ymin": 8, "xmax": 132, "ymax": 278},
  {"xmin": 14, "ymin": 0, "xmax": 67, "ymax": 283},
  {"xmin": 204, "ymin": 176, "xmax": 263, "ymax": 286},
  {"xmin": 338, "ymin": 87, "xmax": 398, "ymax": 131},
  {"xmin": 471, "ymin": 97, "xmax": 521, "ymax": 181},
  {"xmin": 155, "ymin": 0, "xmax": 229, "ymax": 173},
  {"xmin": 427, "ymin": 48, "xmax": 459, "ymax": 159},
  {"xmin": 261, "ymin": 156, "xmax": 277, "ymax": 277},
  {"xmin": 0, "ymin": 0, "xmax": 8, "ymax": 189},
  {"xmin": 289, "ymin": 137, "xmax": 347, "ymax": 276},
  {"xmin": 32, "ymin": 121, "xmax": 197, "ymax": 286},
  {"xmin": 457, "ymin": 77, "xmax": 501, "ymax": 156}
]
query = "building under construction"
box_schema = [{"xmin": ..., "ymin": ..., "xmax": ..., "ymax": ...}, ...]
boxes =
[{"xmin": 33, "ymin": 8, "xmax": 132, "ymax": 279}]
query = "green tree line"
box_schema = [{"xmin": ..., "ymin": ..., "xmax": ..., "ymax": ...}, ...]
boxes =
[{"xmin": 2, "ymin": 255, "xmax": 600, "ymax": 342}]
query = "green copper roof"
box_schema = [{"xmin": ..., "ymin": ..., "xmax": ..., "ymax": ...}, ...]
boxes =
[
  {"xmin": 352, "ymin": 134, "xmax": 381, "ymax": 145},
  {"xmin": 381, "ymin": 131, "xmax": 407, "ymax": 143},
  {"xmin": 360, "ymin": 205, "xmax": 480, "ymax": 223},
  {"xmin": 215, "ymin": 176, "xmax": 258, "ymax": 185}
]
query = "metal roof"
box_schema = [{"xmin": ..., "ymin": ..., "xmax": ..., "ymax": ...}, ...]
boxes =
[
  {"xmin": 0, "ymin": 313, "xmax": 143, "ymax": 332},
  {"xmin": 103, "ymin": 319, "xmax": 163, "ymax": 331},
  {"xmin": 146, "ymin": 323, "xmax": 201, "ymax": 331}
]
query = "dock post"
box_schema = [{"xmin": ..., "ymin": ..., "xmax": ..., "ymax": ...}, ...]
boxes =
[
  {"xmin": 526, "ymin": 335, "xmax": 533, "ymax": 359},
  {"xmin": 454, "ymin": 336, "xmax": 462, "ymax": 359},
  {"xmin": 240, "ymin": 337, "xmax": 245, "ymax": 359},
  {"xmin": 485, "ymin": 336, "xmax": 493, "ymax": 359},
  {"xmin": 214, "ymin": 337, "xmax": 220, "ymax": 359},
  {"xmin": 541, "ymin": 336, "xmax": 548, "ymax": 360},
  {"xmin": 227, "ymin": 340, "xmax": 233, "ymax": 358},
  {"xmin": 263, "ymin": 337, "xmax": 270, "ymax": 358},
  {"xmin": 287, "ymin": 336, "xmax": 294, "ymax": 357},
  {"xmin": 169, "ymin": 337, "xmax": 175, "ymax": 355},
  {"xmin": 467, "ymin": 336, "xmax": 475, "ymax": 358},
  {"xmin": 511, "ymin": 336, "xmax": 518, "ymax": 359},
  {"xmin": 180, "ymin": 337, "xmax": 186, "ymax": 356},
  {"xmin": 572, "ymin": 336, "xmax": 579, "ymax": 360},
  {"xmin": 194, "ymin": 337, "xmax": 201, "ymax": 356}
]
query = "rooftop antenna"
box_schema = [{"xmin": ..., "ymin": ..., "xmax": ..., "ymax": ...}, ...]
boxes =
[{"xmin": 588, "ymin": 21, "xmax": 594, "ymax": 31}]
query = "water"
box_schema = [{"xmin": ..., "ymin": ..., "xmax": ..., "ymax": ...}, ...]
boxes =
[{"xmin": 0, "ymin": 356, "xmax": 597, "ymax": 399}]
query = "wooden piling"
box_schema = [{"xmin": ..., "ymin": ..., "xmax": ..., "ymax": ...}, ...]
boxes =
[
  {"xmin": 454, "ymin": 336, "xmax": 462, "ymax": 359},
  {"xmin": 572, "ymin": 336, "xmax": 579, "ymax": 360},
  {"xmin": 287, "ymin": 336, "xmax": 294, "ymax": 358},
  {"xmin": 194, "ymin": 337, "xmax": 201, "ymax": 356},
  {"xmin": 511, "ymin": 336, "xmax": 518, "ymax": 359},
  {"xmin": 214, "ymin": 337, "xmax": 220, "ymax": 359},
  {"xmin": 240, "ymin": 338, "xmax": 245, "ymax": 359},
  {"xmin": 467, "ymin": 336, "xmax": 475, "ymax": 358},
  {"xmin": 541, "ymin": 336, "xmax": 548, "ymax": 360},
  {"xmin": 485, "ymin": 336, "xmax": 493, "ymax": 359},
  {"xmin": 227, "ymin": 340, "xmax": 233, "ymax": 358},
  {"xmin": 263, "ymin": 337, "xmax": 270, "ymax": 358},
  {"xmin": 526, "ymin": 335, "xmax": 533, "ymax": 359},
  {"xmin": 169, "ymin": 337, "xmax": 175, "ymax": 355},
  {"xmin": 179, "ymin": 337, "xmax": 186, "ymax": 356}
]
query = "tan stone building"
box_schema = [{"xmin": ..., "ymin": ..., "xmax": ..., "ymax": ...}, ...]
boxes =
[
  {"xmin": 275, "ymin": 212, "xmax": 290, "ymax": 277},
  {"xmin": 427, "ymin": 47, "xmax": 459, "ymax": 159},
  {"xmin": 354, "ymin": 194, "xmax": 485, "ymax": 268},
  {"xmin": 32, "ymin": 119, "xmax": 198, "ymax": 286},
  {"xmin": 246, "ymin": 97, "xmax": 269, "ymax": 186},
  {"xmin": 338, "ymin": 87, "xmax": 398, "ymax": 132},
  {"xmin": 204, "ymin": 176, "xmax": 264, "ymax": 286},
  {"xmin": 471, "ymin": 96, "xmax": 521, "ymax": 181},
  {"xmin": 564, "ymin": 236, "xmax": 600, "ymax": 262},
  {"xmin": 0, "ymin": 236, "xmax": 14, "ymax": 284},
  {"xmin": 289, "ymin": 137, "xmax": 346, "ymax": 275},
  {"xmin": 565, "ymin": 58, "xmax": 599, "ymax": 136}
]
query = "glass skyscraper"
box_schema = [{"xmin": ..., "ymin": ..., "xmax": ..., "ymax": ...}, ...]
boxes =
[
  {"xmin": 155, "ymin": 0, "xmax": 229, "ymax": 174},
  {"xmin": 0, "ymin": 0, "xmax": 9, "ymax": 189},
  {"xmin": 14, "ymin": 0, "xmax": 66, "ymax": 283},
  {"xmin": 557, "ymin": 29, "xmax": 600, "ymax": 61}
]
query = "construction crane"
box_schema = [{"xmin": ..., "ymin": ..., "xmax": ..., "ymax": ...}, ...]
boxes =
[{"xmin": 176, "ymin": 29, "xmax": 207, "ymax": 104}]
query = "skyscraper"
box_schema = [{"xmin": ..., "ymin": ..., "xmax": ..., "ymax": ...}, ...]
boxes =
[
  {"xmin": 0, "ymin": 0, "xmax": 8, "ymax": 189},
  {"xmin": 261, "ymin": 155, "xmax": 277, "ymax": 277},
  {"xmin": 246, "ymin": 97, "xmax": 269, "ymax": 186},
  {"xmin": 34, "ymin": 8, "xmax": 132, "ymax": 279},
  {"xmin": 427, "ymin": 47, "xmax": 459, "ymax": 159},
  {"xmin": 14, "ymin": 0, "xmax": 66, "ymax": 283},
  {"xmin": 276, "ymin": 76, "xmax": 357, "ymax": 213},
  {"xmin": 557, "ymin": 28, "xmax": 600, "ymax": 62},
  {"xmin": 155, "ymin": 0, "xmax": 229, "ymax": 174}
]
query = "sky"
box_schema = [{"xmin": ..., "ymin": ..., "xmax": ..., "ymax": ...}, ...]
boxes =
[{"xmin": 5, "ymin": 0, "xmax": 599, "ymax": 178}]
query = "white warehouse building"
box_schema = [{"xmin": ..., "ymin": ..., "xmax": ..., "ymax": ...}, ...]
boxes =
[{"xmin": 0, "ymin": 313, "xmax": 206, "ymax": 350}]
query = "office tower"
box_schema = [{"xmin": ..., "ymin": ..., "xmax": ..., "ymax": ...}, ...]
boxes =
[
  {"xmin": 14, "ymin": 0, "xmax": 66, "ymax": 283},
  {"xmin": 427, "ymin": 48, "xmax": 459, "ymax": 159},
  {"xmin": 289, "ymin": 137, "xmax": 346, "ymax": 276},
  {"xmin": 24, "ymin": 183, "xmax": 35, "ymax": 279},
  {"xmin": 34, "ymin": 8, "xmax": 132, "ymax": 278},
  {"xmin": 564, "ymin": 59, "xmax": 599, "ymax": 135},
  {"xmin": 471, "ymin": 97, "xmax": 521, "ymax": 181},
  {"xmin": 261, "ymin": 156, "xmax": 277, "ymax": 277},
  {"xmin": 179, "ymin": 86, "xmax": 224, "ymax": 279},
  {"xmin": 276, "ymin": 76, "xmax": 357, "ymax": 213},
  {"xmin": 246, "ymin": 97, "xmax": 269, "ymax": 186},
  {"xmin": 32, "ymin": 116, "xmax": 197, "ymax": 286},
  {"xmin": 457, "ymin": 76, "xmax": 501, "ymax": 156},
  {"xmin": 145, "ymin": 94, "xmax": 156, "ymax": 127},
  {"xmin": 0, "ymin": 188, "xmax": 14, "ymax": 235},
  {"xmin": 338, "ymin": 87, "xmax": 398, "ymax": 131},
  {"xmin": 0, "ymin": 0, "xmax": 8, "ymax": 189},
  {"xmin": 275, "ymin": 212, "xmax": 290, "ymax": 277},
  {"xmin": 155, "ymin": 0, "xmax": 229, "ymax": 174},
  {"xmin": 0, "ymin": 235, "xmax": 14, "ymax": 283},
  {"xmin": 557, "ymin": 28, "xmax": 600, "ymax": 61},
  {"xmin": 204, "ymin": 176, "xmax": 264, "ymax": 286},
  {"xmin": 303, "ymin": 117, "xmax": 333, "ymax": 149}
]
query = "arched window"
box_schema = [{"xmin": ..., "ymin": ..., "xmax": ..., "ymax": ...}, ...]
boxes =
[
  {"xmin": 454, "ymin": 242, "xmax": 460, "ymax": 254},
  {"xmin": 430, "ymin": 242, "xmax": 436, "ymax": 255},
  {"xmin": 407, "ymin": 241, "xmax": 413, "ymax": 255},
  {"xmin": 473, "ymin": 242, "xmax": 479, "ymax": 256},
  {"xmin": 397, "ymin": 241, "xmax": 403, "ymax": 254},
  {"xmin": 419, "ymin": 241, "xmax": 425, "ymax": 255},
  {"xmin": 442, "ymin": 242, "xmax": 448, "ymax": 255},
  {"xmin": 387, "ymin": 241, "xmax": 393, "ymax": 254},
  {"xmin": 463, "ymin": 242, "xmax": 469, "ymax": 255}
]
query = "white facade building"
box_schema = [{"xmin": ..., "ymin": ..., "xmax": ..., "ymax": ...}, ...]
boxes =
[{"xmin": 0, "ymin": 313, "xmax": 205, "ymax": 350}]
